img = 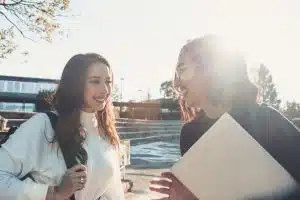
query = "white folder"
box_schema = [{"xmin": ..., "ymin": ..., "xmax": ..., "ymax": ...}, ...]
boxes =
[{"xmin": 171, "ymin": 113, "xmax": 297, "ymax": 200}]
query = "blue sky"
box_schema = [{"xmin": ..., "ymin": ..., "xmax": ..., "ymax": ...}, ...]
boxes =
[{"xmin": 0, "ymin": 0, "xmax": 300, "ymax": 102}]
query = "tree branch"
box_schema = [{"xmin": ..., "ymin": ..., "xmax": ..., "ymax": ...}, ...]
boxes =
[
  {"xmin": 19, "ymin": 0, "xmax": 45, "ymax": 6},
  {"xmin": 0, "ymin": 10, "xmax": 35, "ymax": 42},
  {"xmin": 30, "ymin": 4, "xmax": 55, "ymax": 17},
  {"xmin": 7, "ymin": 8, "xmax": 29, "ymax": 27},
  {"xmin": 0, "ymin": 0, "xmax": 24, "ymax": 6}
]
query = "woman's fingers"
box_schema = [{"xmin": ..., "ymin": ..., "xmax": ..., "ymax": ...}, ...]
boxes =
[
  {"xmin": 72, "ymin": 171, "xmax": 87, "ymax": 178},
  {"xmin": 149, "ymin": 186, "xmax": 170, "ymax": 195},
  {"xmin": 150, "ymin": 179, "xmax": 172, "ymax": 188},
  {"xmin": 161, "ymin": 172, "xmax": 182, "ymax": 184},
  {"xmin": 71, "ymin": 164, "xmax": 87, "ymax": 172},
  {"xmin": 161, "ymin": 172, "xmax": 176, "ymax": 180},
  {"xmin": 75, "ymin": 182, "xmax": 85, "ymax": 190},
  {"xmin": 74, "ymin": 176, "xmax": 86, "ymax": 184},
  {"xmin": 151, "ymin": 198, "xmax": 169, "ymax": 200}
]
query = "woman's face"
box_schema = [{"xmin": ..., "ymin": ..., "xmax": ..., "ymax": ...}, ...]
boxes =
[
  {"xmin": 83, "ymin": 62, "xmax": 112, "ymax": 113},
  {"xmin": 175, "ymin": 44, "xmax": 208, "ymax": 108}
]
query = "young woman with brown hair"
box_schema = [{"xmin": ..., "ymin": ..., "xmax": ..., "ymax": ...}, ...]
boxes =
[
  {"xmin": 0, "ymin": 53, "xmax": 124, "ymax": 200},
  {"xmin": 150, "ymin": 35, "xmax": 300, "ymax": 200}
]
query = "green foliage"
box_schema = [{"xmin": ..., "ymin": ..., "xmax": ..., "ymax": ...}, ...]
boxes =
[
  {"xmin": 284, "ymin": 101, "xmax": 300, "ymax": 120},
  {"xmin": 0, "ymin": 27, "xmax": 16, "ymax": 58},
  {"xmin": 257, "ymin": 64, "xmax": 281, "ymax": 109},
  {"xmin": 160, "ymin": 80, "xmax": 178, "ymax": 100},
  {"xmin": 112, "ymin": 84, "xmax": 121, "ymax": 102},
  {"xmin": 35, "ymin": 89, "xmax": 55, "ymax": 112}
]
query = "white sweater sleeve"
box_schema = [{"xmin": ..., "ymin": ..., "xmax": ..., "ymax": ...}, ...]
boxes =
[
  {"xmin": 0, "ymin": 113, "xmax": 50, "ymax": 200},
  {"xmin": 102, "ymin": 151, "xmax": 125, "ymax": 200}
]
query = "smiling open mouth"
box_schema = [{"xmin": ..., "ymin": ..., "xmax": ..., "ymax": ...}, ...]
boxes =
[{"xmin": 93, "ymin": 97, "xmax": 106, "ymax": 104}]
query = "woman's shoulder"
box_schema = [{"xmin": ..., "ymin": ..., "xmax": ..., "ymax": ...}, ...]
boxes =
[
  {"xmin": 240, "ymin": 103, "xmax": 299, "ymax": 139},
  {"xmin": 21, "ymin": 112, "xmax": 53, "ymax": 131},
  {"xmin": 1, "ymin": 112, "xmax": 55, "ymax": 154},
  {"xmin": 181, "ymin": 110, "xmax": 216, "ymax": 133},
  {"xmin": 253, "ymin": 104, "xmax": 295, "ymax": 126},
  {"xmin": 6, "ymin": 112, "xmax": 54, "ymax": 143},
  {"xmin": 181, "ymin": 118, "xmax": 200, "ymax": 135}
]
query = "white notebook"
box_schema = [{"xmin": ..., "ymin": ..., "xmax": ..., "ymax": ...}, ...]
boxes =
[{"xmin": 171, "ymin": 113, "xmax": 297, "ymax": 200}]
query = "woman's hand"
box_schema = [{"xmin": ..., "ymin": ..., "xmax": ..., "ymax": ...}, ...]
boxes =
[
  {"xmin": 55, "ymin": 164, "xmax": 87, "ymax": 200},
  {"xmin": 149, "ymin": 172, "xmax": 198, "ymax": 200}
]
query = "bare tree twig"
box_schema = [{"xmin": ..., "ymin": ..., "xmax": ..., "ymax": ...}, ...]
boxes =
[
  {"xmin": 19, "ymin": 0, "xmax": 46, "ymax": 6},
  {"xmin": 0, "ymin": 10, "xmax": 36, "ymax": 42},
  {"xmin": 7, "ymin": 8, "xmax": 29, "ymax": 27},
  {"xmin": 0, "ymin": 0, "xmax": 24, "ymax": 6},
  {"xmin": 13, "ymin": 0, "xmax": 54, "ymax": 17},
  {"xmin": 32, "ymin": 4, "xmax": 47, "ymax": 13}
]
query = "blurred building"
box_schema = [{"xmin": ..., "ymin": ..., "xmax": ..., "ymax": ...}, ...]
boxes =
[{"xmin": 0, "ymin": 75, "xmax": 59, "ymax": 112}]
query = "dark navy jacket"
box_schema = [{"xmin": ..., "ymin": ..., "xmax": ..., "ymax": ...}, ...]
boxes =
[{"xmin": 180, "ymin": 103, "xmax": 300, "ymax": 200}]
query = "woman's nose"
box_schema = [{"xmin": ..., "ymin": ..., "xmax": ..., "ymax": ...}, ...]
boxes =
[{"xmin": 98, "ymin": 82, "xmax": 108, "ymax": 94}]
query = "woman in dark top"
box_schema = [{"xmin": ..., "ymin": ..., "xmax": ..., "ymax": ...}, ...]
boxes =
[
  {"xmin": 180, "ymin": 109, "xmax": 216, "ymax": 156},
  {"xmin": 150, "ymin": 35, "xmax": 300, "ymax": 200}
]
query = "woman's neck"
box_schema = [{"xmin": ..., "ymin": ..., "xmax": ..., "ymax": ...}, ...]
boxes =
[
  {"xmin": 80, "ymin": 110, "xmax": 98, "ymax": 129},
  {"xmin": 82, "ymin": 107, "xmax": 95, "ymax": 113},
  {"xmin": 203, "ymin": 103, "xmax": 230, "ymax": 119}
]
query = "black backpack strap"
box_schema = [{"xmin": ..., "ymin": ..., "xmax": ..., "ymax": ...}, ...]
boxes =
[
  {"xmin": 0, "ymin": 126, "xmax": 18, "ymax": 147},
  {"xmin": 44, "ymin": 112, "xmax": 75, "ymax": 167},
  {"xmin": 20, "ymin": 173, "xmax": 35, "ymax": 181},
  {"xmin": 44, "ymin": 111, "xmax": 77, "ymax": 200},
  {"xmin": 44, "ymin": 111, "xmax": 58, "ymax": 131}
]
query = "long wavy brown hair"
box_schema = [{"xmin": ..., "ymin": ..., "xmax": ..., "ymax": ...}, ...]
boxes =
[
  {"xmin": 51, "ymin": 53, "xmax": 120, "ymax": 156},
  {"xmin": 178, "ymin": 98, "xmax": 197, "ymax": 122}
]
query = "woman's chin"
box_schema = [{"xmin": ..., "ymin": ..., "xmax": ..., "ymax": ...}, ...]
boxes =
[
  {"xmin": 184, "ymin": 98, "xmax": 194, "ymax": 107},
  {"xmin": 186, "ymin": 99, "xmax": 201, "ymax": 108},
  {"xmin": 95, "ymin": 103, "xmax": 106, "ymax": 112}
]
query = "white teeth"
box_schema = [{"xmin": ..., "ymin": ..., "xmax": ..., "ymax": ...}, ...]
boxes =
[{"xmin": 94, "ymin": 97, "xmax": 106, "ymax": 103}]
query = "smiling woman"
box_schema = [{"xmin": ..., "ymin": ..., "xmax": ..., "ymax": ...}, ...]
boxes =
[
  {"xmin": 174, "ymin": 35, "xmax": 258, "ymax": 116},
  {"xmin": 83, "ymin": 61, "xmax": 113, "ymax": 113},
  {"xmin": 0, "ymin": 53, "xmax": 124, "ymax": 200},
  {"xmin": 150, "ymin": 34, "xmax": 300, "ymax": 200}
]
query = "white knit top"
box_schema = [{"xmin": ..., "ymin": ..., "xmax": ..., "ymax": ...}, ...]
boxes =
[{"xmin": 0, "ymin": 111, "xmax": 124, "ymax": 200}]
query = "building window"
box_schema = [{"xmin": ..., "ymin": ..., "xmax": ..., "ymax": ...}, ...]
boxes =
[
  {"xmin": 50, "ymin": 83, "xmax": 57, "ymax": 91},
  {"xmin": 38, "ymin": 83, "xmax": 46, "ymax": 91},
  {"xmin": 19, "ymin": 82, "xmax": 24, "ymax": 93},
  {"xmin": 0, "ymin": 102, "xmax": 35, "ymax": 112},
  {"xmin": 23, "ymin": 82, "xmax": 29, "ymax": 93},
  {"xmin": 0, "ymin": 103, "xmax": 5, "ymax": 110},
  {"xmin": 6, "ymin": 81, "xmax": 13, "ymax": 92},
  {"xmin": 14, "ymin": 81, "xmax": 21, "ymax": 93},
  {"xmin": 23, "ymin": 82, "xmax": 34, "ymax": 93},
  {"xmin": 0, "ymin": 80, "xmax": 5, "ymax": 92},
  {"xmin": 32, "ymin": 82, "xmax": 37, "ymax": 93}
]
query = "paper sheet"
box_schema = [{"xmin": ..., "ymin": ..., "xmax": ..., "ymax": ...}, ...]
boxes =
[{"xmin": 171, "ymin": 113, "xmax": 297, "ymax": 200}]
